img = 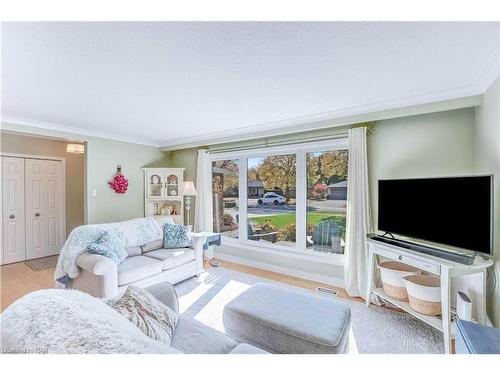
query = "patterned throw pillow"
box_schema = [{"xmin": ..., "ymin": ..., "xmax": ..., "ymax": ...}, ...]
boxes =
[
  {"xmin": 87, "ymin": 230, "xmax": 128, "ymax": 265},
  {"xmin": 163, "ymin": 223, "xmax": 192, "ymax": 249},
  {"xmin": 108, "ymin": 285, "xmax": 179, "ymax": 345}
]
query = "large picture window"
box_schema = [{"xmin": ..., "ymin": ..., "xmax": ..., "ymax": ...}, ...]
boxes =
[{"xmin": 210, "ymin": 139, "xmax": 348, "ymax": 256}]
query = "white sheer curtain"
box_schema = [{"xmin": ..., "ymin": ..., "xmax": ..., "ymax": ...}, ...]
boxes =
[
  {"xmin": 344, "ymin": 127, "xmax": 376, "ymax": 299},
  {"xmin": 194, "ymin": 149, "xmax": 213, "ymax": 232}
]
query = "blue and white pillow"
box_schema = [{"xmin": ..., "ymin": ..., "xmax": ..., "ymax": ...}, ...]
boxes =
[
  {"xmin": 163, "ymin": 223, "xmax": 192, "ymax": 249},
  {"xmin": 87, "ymin": 230, "xmax": 128, "ymax": 265}
]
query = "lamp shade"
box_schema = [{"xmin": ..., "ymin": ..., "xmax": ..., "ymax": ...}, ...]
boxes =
[
  {"xmin": 182, "ymin": 181, "xmax": 197, "ymax": 196},
  {"xmin": 66, "ymin": 144, "xmax": 85, "ymax": 154}
]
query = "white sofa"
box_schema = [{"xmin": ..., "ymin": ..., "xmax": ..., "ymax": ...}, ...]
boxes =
[{"xmin": 70, "ymin": 217, "xmax": 206, "ymax": 299}]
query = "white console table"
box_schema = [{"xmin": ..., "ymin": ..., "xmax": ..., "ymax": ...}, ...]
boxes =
[{"xmin": 365, "ymin": 238, "xmax": 493, "ymax": 354}]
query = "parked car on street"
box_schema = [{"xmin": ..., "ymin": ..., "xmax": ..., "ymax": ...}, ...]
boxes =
[{"xmin": 258, "ymin": 193, "xmax": 287, "ymax": 205}]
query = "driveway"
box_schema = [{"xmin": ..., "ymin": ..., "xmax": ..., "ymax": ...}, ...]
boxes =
[
  {"xmin": 223, "ymin": 199, "xmax": 347, "ymax": 220},
  {"xmin": 307, "ymin": 199, "xmax": 346, "ymax": 212},
  {"xmin": 244, "ymin": 198, "xmax": 347, "ymax": 217}
]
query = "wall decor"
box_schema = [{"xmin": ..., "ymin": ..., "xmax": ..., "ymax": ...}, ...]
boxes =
[{"xmin": 109, "ymin": 165, "xmax": 129, "ymax": 194}]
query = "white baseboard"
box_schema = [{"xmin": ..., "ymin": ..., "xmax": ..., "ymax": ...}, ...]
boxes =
[{"xmin": 215, "ymin": 252, "xmax": 345, "ymax": 288}]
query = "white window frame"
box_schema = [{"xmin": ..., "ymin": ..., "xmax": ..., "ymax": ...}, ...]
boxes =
[{"xmin": 209, "ymin": 138, "xmax": 349, "ymax": 260}]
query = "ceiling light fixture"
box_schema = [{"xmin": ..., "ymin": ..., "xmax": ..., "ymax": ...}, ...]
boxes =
[{"xmin": 66, "ymin": 144, "xmax": 85, "ymax": 154}]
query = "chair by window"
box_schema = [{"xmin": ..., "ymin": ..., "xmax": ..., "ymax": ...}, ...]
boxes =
[{"xmin": 309, "ymin": 220, "xmax": 344, "ymax": 254}]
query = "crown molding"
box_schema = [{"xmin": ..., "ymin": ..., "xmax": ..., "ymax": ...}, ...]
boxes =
[
  {"xmin": 0, "ymin": 115, "xmax": 160, "ymax": 147},
  {"xmin": 476, "ymin": 47, "xmax": 500, "ymax": 92},
  {"xmin": 1, "ymin": 81, "xmax": 490, "ymax": 152},
  {"xmin": 159, "ymin": 86, "xmax": 484, "ymax": 151}
]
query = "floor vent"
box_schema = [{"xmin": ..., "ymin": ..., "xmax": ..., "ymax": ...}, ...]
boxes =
[{"xmin": 315, "ymin": 287, "xmax": 339, "ymax": 296}]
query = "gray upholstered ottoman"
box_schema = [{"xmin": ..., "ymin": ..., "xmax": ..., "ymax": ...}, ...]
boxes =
[{"xmin": 223, "ymin": 283, "xmax": 351, "ymax": 354}]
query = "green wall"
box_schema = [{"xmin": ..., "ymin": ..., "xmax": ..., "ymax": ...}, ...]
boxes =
[
  {"xmin": 369, "ymin": 108, "xmax": 476, "ymax": 229},
  {"xmin": 85, "ymin": 137, "xmax": 169, "ymax": 224},
  {"xmin": 168, "ymin": 147, "xmax": 198, "ymax": 183},
  {"xmin": 166, "ymin": 147, "xmax": 199, "ymax": 226},
  {"xmin": 474, "ymin": 78, "xmax": 500, "ymax": 326}
]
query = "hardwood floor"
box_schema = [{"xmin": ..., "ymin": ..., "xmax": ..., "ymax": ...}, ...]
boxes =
[
  {"xmin": 212, "ymin": 259, "xmax": 362, "ymax": 301},
  {"xmin": 0, "ymin": 257, "xmax": 360, "ymax": 312},
  {"xmin": 0, "ymin": 260, "xmax": 55, "ymax": 312}
]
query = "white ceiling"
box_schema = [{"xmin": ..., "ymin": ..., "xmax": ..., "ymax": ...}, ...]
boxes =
[{"xmin": 2, "ymin": 22, "xmax": 499, "ymax": 148}]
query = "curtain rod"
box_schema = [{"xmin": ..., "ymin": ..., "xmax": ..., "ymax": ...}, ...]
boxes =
[
  {"xmin": 209, "ymin": 132, "xmax": 349, "ymax": 154},
  {"xmin": 208, "ymin": 123, "xmax": 375, "ymax": 154}
]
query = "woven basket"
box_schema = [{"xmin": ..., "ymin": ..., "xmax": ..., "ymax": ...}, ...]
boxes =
[
  {"xmin": 381, "ymin": 283, "xmax": 408, "ymax": 301},
  {"xmin": 378, "ymin": 261, "xmax": 421, "ymax": 301},
  {"xmin": 403, "ymin": 275, "xmax": 441, "ymax": 316}
]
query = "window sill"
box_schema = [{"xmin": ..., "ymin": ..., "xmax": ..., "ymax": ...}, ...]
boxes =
[{"xmin": 220, "ymin": 237, "xmax": 345, "ymax": 266}]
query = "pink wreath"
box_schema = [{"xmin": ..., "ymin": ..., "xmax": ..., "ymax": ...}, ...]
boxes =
[{"xmin": 109, "ymin": 165, "xmax": 128, "ymax": 194}]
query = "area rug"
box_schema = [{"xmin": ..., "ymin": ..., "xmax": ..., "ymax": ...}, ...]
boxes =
[
  {"xmin": 24, "ymin": 255, "xmax": 59, "ymax": 271},
  {"xmin": 174, "ymin": 267, "xmax": 444, "ymax": 354}
]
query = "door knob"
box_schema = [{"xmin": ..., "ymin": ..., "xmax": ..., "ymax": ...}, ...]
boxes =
[
  {"xmin": 35, "ymin": 213, "xmax": 40, "ymax": 217},
  {"xmin": 9, "ymin": 214, "xmax": 15, "ymax": 219}
]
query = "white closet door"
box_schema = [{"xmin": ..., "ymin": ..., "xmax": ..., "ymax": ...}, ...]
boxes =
[
  {"xmin": 1, "ymin": 157, "xmax": 26, "ymax": 264},
  {"xmin": 45, "ymin": 160, "xmax": 64, "ymax": 255},
  {"xmin": 25, "ymin": 159, "xmax": 64, "ymax": 260}
]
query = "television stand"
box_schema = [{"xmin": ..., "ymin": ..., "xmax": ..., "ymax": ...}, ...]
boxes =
[{"xmin": 365, "ymin": 238, "xmax": 493, "ymax": 354}]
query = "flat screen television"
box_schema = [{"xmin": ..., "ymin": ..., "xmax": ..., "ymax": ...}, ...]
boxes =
[{"xmin": 378, "ymin": 175, "xmax": 493, "ymax": 255}]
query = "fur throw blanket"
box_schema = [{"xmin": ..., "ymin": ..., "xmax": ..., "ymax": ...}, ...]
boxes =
[
  {"xmin": 54, "ymin": 217, "xmax": 163, "ymax": 288},
  {"xmin": 0, "ymin": 289, "xmax": 178, "ymax": 354}
]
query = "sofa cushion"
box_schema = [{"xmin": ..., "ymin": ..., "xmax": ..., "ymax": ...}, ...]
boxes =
[
  {"xmin": 108, "ymin": 285, "xmax": 179, "ymax": 345},
  {"xmin": 145, "ymin": 282, "xmax": 179, "ymax": 314},
  {"xmin": 223, "ymin": 282, "xmax": 351, "ymax": 354},
  {"xmin": 87, "ymin": 230, "xmax": 128, "ymax": 265},
  {"xmin": 163, "ymin": 223, "xmax": 191, "ymax": 249},
  {"xmin": 126, "ymin": 246, "xmax": 142, "ymax": 257},
  {"xmin": 171, "ymin": 316, "xmax": 238, "ymax": 354},
  {"xmin": 140, "ymin": 239, "xmax": 164, "ymax": 253},
  {"xmin": 143, "ymin": 248, "xmax": 195, "ymax": 270},
  {"xmin": 117, "ymin": 256, "xmax": 163, "ymax": 286}
]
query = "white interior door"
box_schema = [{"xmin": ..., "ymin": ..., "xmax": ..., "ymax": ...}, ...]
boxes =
[
  {"xmin": 1, "ymin": 157, "xmax": 26, "ymax": 264},
  {"xmin": 25, "ymin": 159, "xmax": 64, "ymax": 260}
]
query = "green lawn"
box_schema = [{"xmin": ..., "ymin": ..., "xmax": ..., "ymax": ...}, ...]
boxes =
[{"xmin": 250, "ymin": 211, "xmax": 346, "ymax": 228}]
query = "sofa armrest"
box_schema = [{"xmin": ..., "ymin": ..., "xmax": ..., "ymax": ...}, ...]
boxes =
[
  {"xmin": 145, "ymin": 282, "xmax": 179, "ymax": 314},
  {"xmin": 77, "ymin": 253, "xmax": 116, "ymax": 275},
  {"xmin": 189, "ymin": 233, "xmax": 207, "ymax": 251},
  {"xmin": 189, "ymin": 233, "xmax": 207, "ymax": 275},
  {"xmin": 72, "ymin": 252, "xmax": 118, "ymax": 298}
]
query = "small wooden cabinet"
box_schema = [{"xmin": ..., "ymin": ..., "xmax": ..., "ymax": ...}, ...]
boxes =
[{"xmin": 143, "ymin": 168, "xmax": 185, "ymax": 224}]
